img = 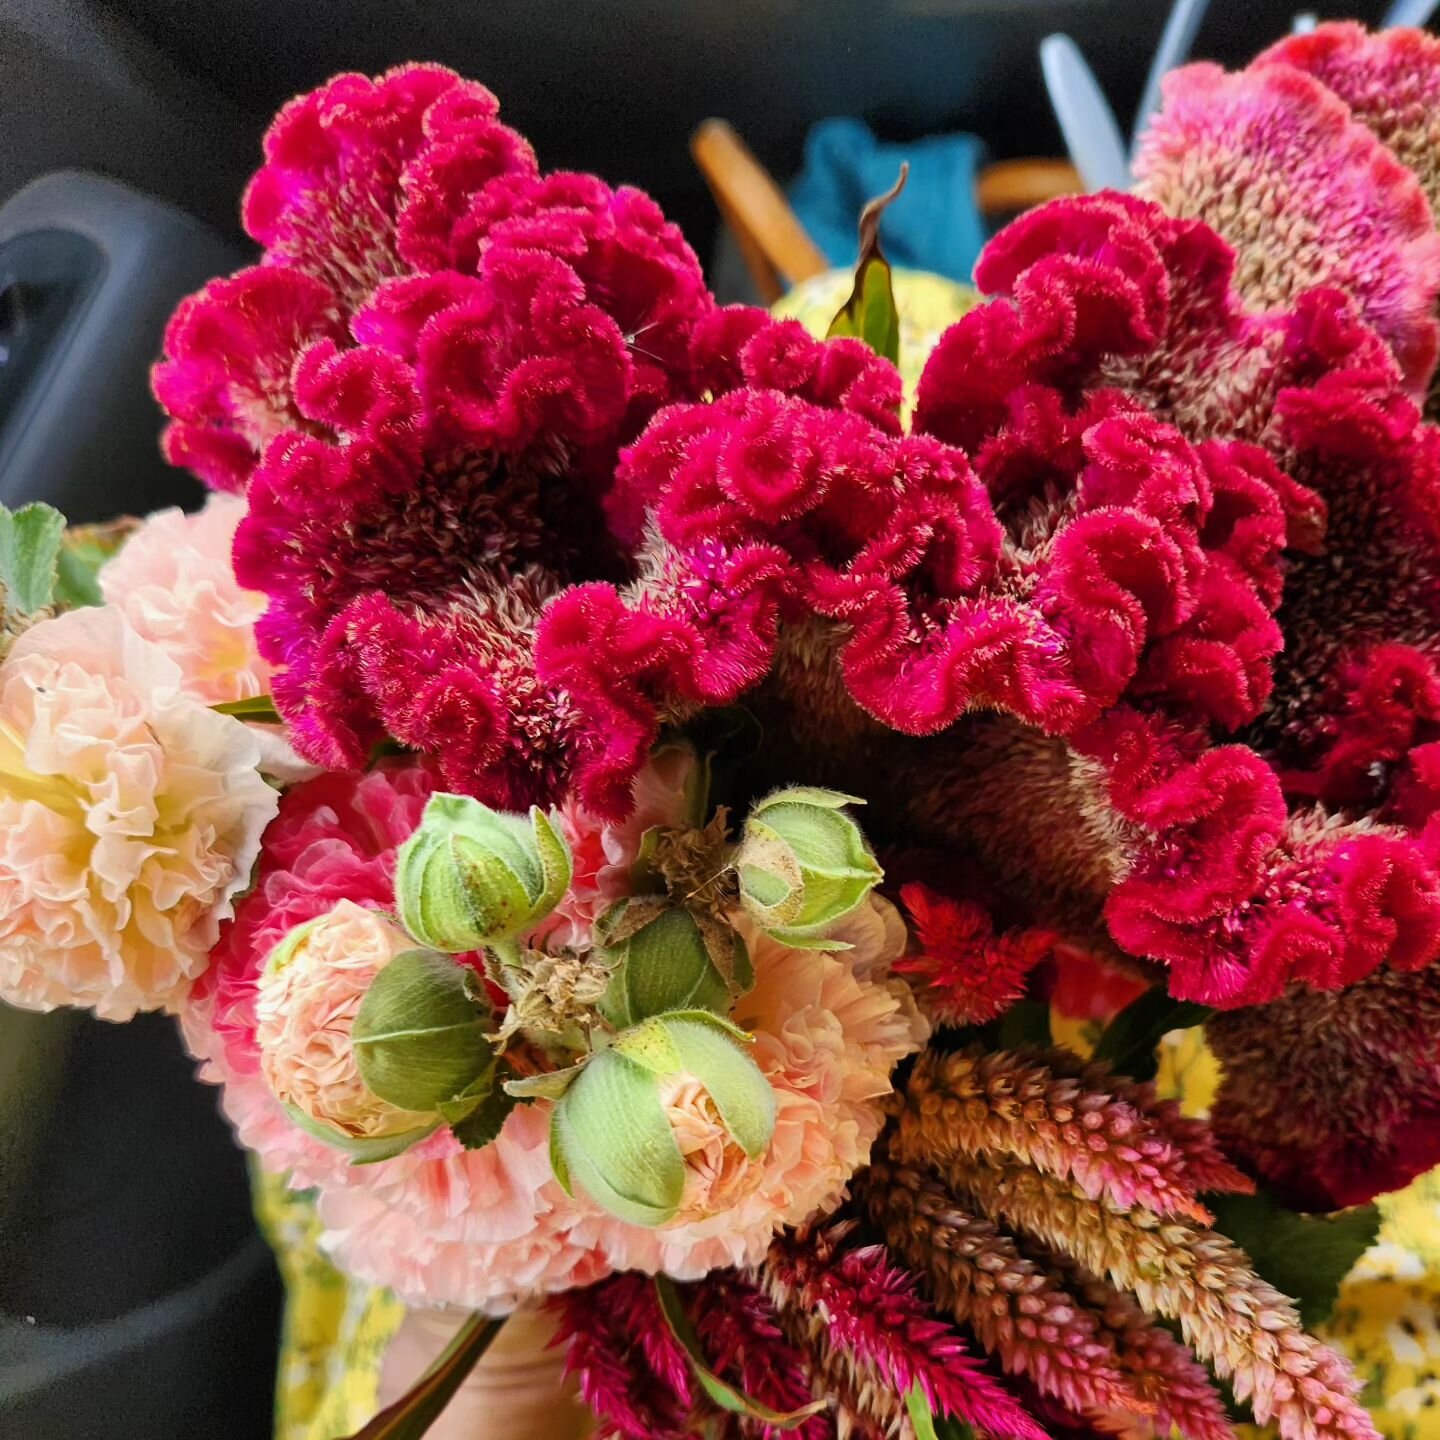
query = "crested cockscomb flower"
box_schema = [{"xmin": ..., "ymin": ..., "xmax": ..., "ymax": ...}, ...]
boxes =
[
  {"xmin": 155, "ymin": 65, "xmax": 718, "ymax": 807},
  {"xmin": 762, "ymin": 1222, "xmax": 1050, "ymax": 1440},
  {"xmin": 896, "ymin": 883, "xmax": 1055, "ymax": 1024},
  {"xmin": 1133, "ymin": 58, "xmax": 1440, "ymax": 396}
]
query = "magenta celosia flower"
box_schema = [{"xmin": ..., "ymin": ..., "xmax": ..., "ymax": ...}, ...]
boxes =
[
  {"xmin": 764, "ymin": 1223, "xmax": 1049, "ymax": 1440},
  {"xmin": 155, "ymin": 65, "xmax": 717, "ymax": 808}
]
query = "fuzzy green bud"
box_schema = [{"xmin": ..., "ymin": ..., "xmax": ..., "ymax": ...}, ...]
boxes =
[
  {"xmin": 395, "ymin": 793, "xmax": 571, "ymax": 953},
  {"xmin": 596, "ymin": 902, "xmax": 752, "ymax": 1027},
  {"xmin": 549, "ymin": 1010, "xmax": 775, "ymax": 1227},
  {"xmin": 734, "ymin": 786, "xmax": 881, "ymax": 948}
]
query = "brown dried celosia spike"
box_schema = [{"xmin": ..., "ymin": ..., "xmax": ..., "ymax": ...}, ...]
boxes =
[
  {"xmin": 895, "ymin": 1046, "xmax": 1212, "ymax": 1223},
  {"xmin": 952, "ymin": 1158, "xmax": 1378, "ymax": 1440},
  {"xmin": 862, "ymin": 1157, "xmax": 1145, "ymax": 1421}
]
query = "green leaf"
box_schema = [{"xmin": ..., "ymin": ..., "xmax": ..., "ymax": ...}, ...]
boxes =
[
  {"xmin": 448, "ymin": 1082, "xmax": 521, "ymax": 1151},
  {"xmin": 0, "ymin": 502, "xmax": 65, "ymax": 615},
  {"xmin": 904, "ymin": 1382, "xmax": 976, "ymax": 1440},
  {"xmin": 655, "ymin": 1276, "xmax": 828, "ymax": 1428},
  {"xmin": 1205, "ymin": 1189, "xmax": 1380, "ymax": 1329},
  {"xmin": 662, "ymin": 1015, "xmax": 775, "ymax": 1159},
  {"xmin": 1093, "ymin": 987, "xmax": 1214, "ymax": 1081},
  {"xmin": 210, "ymin": 694, "xmax": 283, "ymax": 723},
  {"xmin": 985, "ymin": 999, "xmax": 1052, "ymax": 1051},
  {"xmin": 825, "ymin": 166, "xmax": 907, "ymax": 365},
  {"xmin": 552, "ymin": 1050, "xmax": 685, "ymax": 1226},
  {"xmin": 352, "ymin": 949, "xmax": 494, "ymax": 1113},
  {"xmin": 283, "ymin": 1105, "xmax": 438, "ymax": 1164},
  {"xmin": 530, "ymin": 806, "xmax": 573, "ymax": 919},
  {"xmin": 342, "ymin": 1311, "xmax": 505, "ymax": 1439},
  {"xmin": 53, "ymin": 541, "xmax": 105, "ymax": 609}
]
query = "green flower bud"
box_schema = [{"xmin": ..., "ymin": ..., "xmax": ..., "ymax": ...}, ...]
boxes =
[
  {"xmin": 549, "ymin": 1010, "xmax": 776, "ymax": 1227},
  {"xmin": 395, "ymin": 793, "xmax": 571, "ymax": 953},
  {"xmin": 596, "ymin": 902, "xmax": 752, "ymax": 1028},
  {"xmin": 352, "ymin": 947, "xmax": 496, "ymax": 1116},
  {"xmin": 734, "ymin": 786, "xmax": 881, "ymax": 948}
]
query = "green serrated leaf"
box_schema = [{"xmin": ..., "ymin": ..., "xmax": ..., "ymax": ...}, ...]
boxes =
[
  {"xmin": 1093, "ymin": 987, "xmax": 1214, "ymax": 1081},
  {"xmin": 1206, "ymin": 1189, "xmax": 1380, "ymax": 1329},
  {"xmin": 655, "ymin": 1276, "xmax": 828, "ymax": 1427},
  {"xmin": 0, "ymin": 502, "xmax": 65, "ymax": 615},
  {"xmin": 351, "ymin": 949, "xmax": 494, "ymax": 1113},
  {"xmin": 825, "ymin": 168, "xmax": 907, "ymax": 365},
  {"xmin": 342, "ymin": 1311, "xmax": 504, "ymax": 1439},
  {"xmin": 210, "ymin": 694, "xmax": 284, "ymax": 723},
  {"xmin": 449, "ymin": 1081, "xmax": 521, "ymax": 1151},
  {"xmin": 283, "ymin": 1105, "xmax": 438, "ymax": 1164}
]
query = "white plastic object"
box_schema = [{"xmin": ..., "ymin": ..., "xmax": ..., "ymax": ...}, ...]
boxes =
[{"xmin": 1040, "ymin": 33, "xmax": 1132, "ymax": 193}]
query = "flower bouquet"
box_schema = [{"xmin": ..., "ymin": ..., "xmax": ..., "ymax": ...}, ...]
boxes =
[{"xmin": 6, "ymin": 16, "xmax": 1440, "ymax": 1439}]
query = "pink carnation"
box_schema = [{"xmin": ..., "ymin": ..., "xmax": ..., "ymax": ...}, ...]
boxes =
[
  {"xmin": 99, "ymin": 493, "xmax": 272, "ymax": 705},
  {"xmin": 0, "ymin": 607, "xmax": 278, "ymax": 1020}
]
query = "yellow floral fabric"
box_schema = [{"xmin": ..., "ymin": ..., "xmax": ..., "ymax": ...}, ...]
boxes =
[
  {"xmin": 254, "ymin": 270, "xmax": 1440, "ymax": 1438},
  {"xmin": 251, "ymin": 1163, "xmax": 404, "ymax": 1440}
]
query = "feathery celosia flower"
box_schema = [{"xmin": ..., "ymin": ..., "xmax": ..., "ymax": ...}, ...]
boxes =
[
  {"xmin": 1207, "ymin": 962, "xmax": 1440, "ymax": 1210},
  {"xmin": 553, "ymin": 1271, "xmax": 831, "ymax": 1440},
  {"xmin": 896, "ymin": 883, "xmax": 1055, "ymax": 1024},
  {"xmin": 98, "ymin": 493, "xmax": 272, "ymax": 705},
  {"xmin": 763, "ymin": 1222, "xmax": 1050, "ymax": 1440},
  {"xmin": 0, "ymin": 607, "xmax": 277, "ymax": 1020},
  {"xmin": 254, "ymin": 899, "xmax": 429, "ymax": 1140},
  {"xmin": 954, "ymin": 1159, "xmax": 1375, "ymax": 1440},
  {"xmin": 551, "ymin": 1273, "xmax": 699, "ymax": 1440},
  {"xmin": 155, "ymin": 65, "xmax": 718, "ymax": 808}
]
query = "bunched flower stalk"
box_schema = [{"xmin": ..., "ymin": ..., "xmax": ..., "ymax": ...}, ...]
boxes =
[
  {"xmin": 952, "ymin": 1158, "xmax": 1374, "ymax": 1440},
  {"xmin": 760, "ymin": 1222, "xmax": 1050, "ymax": 1440}
]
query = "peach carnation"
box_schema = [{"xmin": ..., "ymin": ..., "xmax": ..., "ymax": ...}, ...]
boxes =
[
  {"xmin": 0, "ymin": 606, "xmax": 278, "ymax": 1020},
  {"xmin": 255, "ymin": 900, "xmax": 430, "ymax": 1139},
  {"xmin": 99, "ymin": 493, "xmax": 272, "ymax": 705}
]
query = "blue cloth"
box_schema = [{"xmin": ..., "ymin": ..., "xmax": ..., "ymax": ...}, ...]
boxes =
[{"xmin": 788, "ymin": 118, "xmax": 989, "ymax": 287}]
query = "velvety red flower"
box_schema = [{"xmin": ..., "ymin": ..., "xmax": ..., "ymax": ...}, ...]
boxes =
[
  {"xmin": 155, "ymin": 66, "xmax": 717, "ymax": 806},
  {"xmin": 896, "ymin": 882, "xmax": 1056, "ymax": 1024}
]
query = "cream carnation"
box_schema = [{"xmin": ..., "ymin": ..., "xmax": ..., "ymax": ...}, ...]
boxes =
[
  {"xmin": 99, "ymin": 493, "xmax": 271, "ymax": 704},
  {"xmin": 255, "ymin": 900, "xmax": 431, "ymax": 1139},
  {"xmin": 0, "ymin": 606, "xmax": 278, "ymax": 1019}
]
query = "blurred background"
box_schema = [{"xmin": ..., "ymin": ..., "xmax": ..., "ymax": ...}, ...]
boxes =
[{"xmin": 0, "ymin": 1, "xmax": 1398, "ymax": 1435}]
